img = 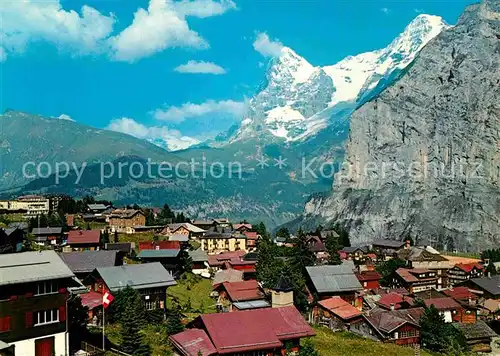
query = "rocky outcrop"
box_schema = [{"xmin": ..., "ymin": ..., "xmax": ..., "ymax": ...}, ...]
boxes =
[{"xmin": 301, "ymin": 0, "xmax": 500, "ymax": 251}]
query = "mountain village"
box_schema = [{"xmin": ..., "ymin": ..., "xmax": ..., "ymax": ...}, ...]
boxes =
[{"xmin": 1, "ymin": 194, "xmax": 500, "ymax": 356}]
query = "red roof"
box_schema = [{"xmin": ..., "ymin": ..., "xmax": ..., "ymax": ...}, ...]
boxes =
[
  {"xmin": 220, "ymin": 280, "xmax": 263, "ymax": 302},
  {"xmin": 139, "ymin": 241, "xmax": 180, "ymax": 250},
  {"xmin": 169, "ymin": 329, "xmax": 217, "ymax": 356},
  {"xmin": 424, "ymin": 297, "xmax": 461, "ymax": 310},
  {"xmin": 355, "ymin": 270, "xmax": 382, "ymax": 282},
  {"xmin": 454, "ymin": 263, "xmax": 484, "ymax": 273},
  {"xmin": 234, "ymin": 224, "xmax": 253, "ymax": 231},
  {"xmin": 199, "ymin": 306, "xmax": 315, "ymax": 354},
  {"xmin": 377, "ymin": 293, "xmax": 415, "ymax": 310},
  {"xmin": 318, "ymin": 297, "xmax": 362, "ymax": 320},
  {"xmin": 243, "ymin": 231, "xmax": 258, "ymax": 240},
  {"xmin": 208, "ymin": 251, "xmax": 247, "ymax": 267},
  {"xmin": 68, "ymin": 230, "xmax": 100, "ymax": 245},
  {"xmin": 80, "ymin": 291, "xmax": 103, "ymax": 310},
  {"xmin": 443, "ymin": 287, "xmax": 477, "ymax": 301}
]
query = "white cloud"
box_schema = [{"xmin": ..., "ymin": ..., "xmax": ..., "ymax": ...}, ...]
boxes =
[
  {"xmin": 174, "ymin": 60, "xmax": 226, "ymax": 74},
  {"xmin": 1, "ymin": 0, "xmax": 235, "ymax": 62},
  {"xmin": 0, "ymin": 48, "xmax": 7, "ymax": 62},
  {"xmin": 106, "ymin": 117, "xmax": 200, "ymax": 151},
  {"xmin": 173, "ymin": 0, "xmax": 236, "ymax": 18},
  {"xmin": 58, "ymin": 114, "xmax": 75, "ymax": 121},
  {"xmin": 109, "ymin": 0, "xmax": 209, "ymax": 62},
  {"xmin": 153, "ymin": 99, "xmax": 247, "ymax": 123},
  {"xmin": 380, "ymin": 7, "xmax": 391, "ymax": 14},
  {"xmin": 0, "ymin": 0, "xmax": 115, "ymax": 57},
  {"xmin": 253, "ymin": 32, "xmax": 284, "ymax": 58}
]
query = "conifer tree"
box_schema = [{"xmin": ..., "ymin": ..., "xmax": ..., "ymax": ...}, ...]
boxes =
[
  {"xmin": 166, "ymin": 309, "xmax": 184, "ymax": 335},
  {"xmin": 121, "ymin": 291, "xmax": 148, "ymax": 355},
  {"xmin": 325, "ymin": 233, "xmax": 342, "ymax": 265}
]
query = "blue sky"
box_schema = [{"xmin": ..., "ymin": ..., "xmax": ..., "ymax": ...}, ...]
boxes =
[{"xmin": 0, "ymin": 0, "xmax": 474, "ymax": 148}]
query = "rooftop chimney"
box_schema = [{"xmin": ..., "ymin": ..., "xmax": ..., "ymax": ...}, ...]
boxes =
[
  {"xmin": 405, "ymin": 240, "xmax": 411, "ymax": 249},
  {"xmin": 390, "ymin": 303, "xmax": 395, "ymax": 311}
]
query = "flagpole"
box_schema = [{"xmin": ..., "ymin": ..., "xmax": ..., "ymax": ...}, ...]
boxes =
[{"xmin": 102, "ymin": 303, "xmax": 105, "ymax": 351}]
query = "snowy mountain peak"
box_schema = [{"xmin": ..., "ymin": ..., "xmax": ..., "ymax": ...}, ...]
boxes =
[{"xmin": 227, "ymin": 14, "xmax": 450, "ymax": 144}]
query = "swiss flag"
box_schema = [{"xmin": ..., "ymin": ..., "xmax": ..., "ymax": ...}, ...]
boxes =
[{"xmin": 103, "ymin": 291, "xmax": 114, "ymax": 309}]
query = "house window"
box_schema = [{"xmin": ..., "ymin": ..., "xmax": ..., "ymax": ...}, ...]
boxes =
[
  {"xmin": 363, "ymin": 282, "xmax": 368, "ymax": 287},
  {"xmin": 34, "ymin": 309, "xmax": 59, "ymax": 326},
  {"xmin": 0, "ymin": 316, "xmax": 11, "ymax": 333},
  {"xmin": 144, "ymin": 300, "xmax": 158, "ymax": 310},
  {"xmin": 399, "ymin": 329, "xmax": 418, "ymax": 338},
  {"xmin": 36, "ymin": 281, "xmax": 58, "ymax": 296}
]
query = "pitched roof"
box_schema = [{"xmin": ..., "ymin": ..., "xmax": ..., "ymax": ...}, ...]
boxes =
[
  {"xmin": 274, "ymin": 275, "xmax": 293, "ymax": 292},
  {"xmin": 188, "ymin": 249, "xmax": 208, "ymax": 262},
  {"xmin": 424, "ymin": 297, "xmax": 461, "ymax": 310},
  {"xmin": 87, "ymin": 204, "xmax": 109, "ymax": 210},
  {"xmin": 32, "ymin": 227, "xmax": 62, "ymax": 235},
  {"xmin": 468, "ymin": 276, "xmax": 500, "ymax": 296},
  {"xmin": 59, "ymin": 250, "xmax": 118, "ymax": 273},
  {"xmin": 454, "ymin": 263, "xmax": 484, "ymax": 273},
  {"xmin": 169, "ymin": 234, "xmax": 189, "ymax": 242},
  {"xmin": 355, "ymin": 270, "xmax": 382, "ymax": 282},
  {"xmin": 169, "ymin": 329, "xmax": 217, "ymax": 356},
  {"xmin": 137, "ymin": 249, "xmax": 181, "ymax": 259},
  {"xmin": 199, "ymin": 306, "xmax": 315, "ymax": 354},
  {"xmin": 318, "ymin": 296, "xmax": 362, "ymax": 320},
  {"xmin": 80, "ymin": 291, "xmax": 104, "ymax": 310},
  {"xmin": 395, "ymin": 268, "xmax": 437, "ymax": 283},
  {"xmin": 139, "ymin": 241, "xmax": 180, "ymax": 250},
  {"xmin": 109, "ymin": 209, "xmax": 144, "ymax": 219},
  {"xmin": 96, "ymin": 263, "xmax": 176, "ymax": 291},
  {"xmin": 377, "ymin": 293, "xmax": 415, "ymax": 310},
  {"xmin": 342, "ymin": 246, "xmax": 368, "ymax": 254},
  {"xmin": 167, "ymin": 223, "xmax": 206, "ymax": 234},
  {"xmin": 320, "ymin": 230, "xmax": 339, "ymax": 239},
  {"xmin": 453, "ymin": 321, "xmax": 497, "ymax": 340},
  {"xmin": 68, "ymin": 230, "xmax": 101, "ymax": 245},
  {"xmin": 371, "ymin": 239, "xmax": 406, "ymax": 249},
  {"xmin": 220, "ymin": 280, "xmax": 263, "ymax": 302},
  {"xmin": 397, "ymin": 247, "xmax": 447, "ymax": 262},
  {"xmin": 0, "ymin": 250, "xmax": 74, "ymax": 286},
  {"xmin": 105, "ymin": 242, "xmax": 134, "ymax": 254},
  {"xmin": 243, "ymin": 231, "xmax": 259, "ymax": 240},
  {"xmin": 365, "ymin": 307, "xmax": 425, "ymax": 334},
  {"xmin": 208, "ymin": 251, "xmax": 246, "ymax": 267},
  {"xmin": 306, "ymin": 263, "xmax": 362, "ymax": 294},
  {"xmin": 233, "ymin": 223, "xmax": 252, "ymax": 231},
  {"xmin": 212, "ymin": 269, "xmax": 243, "ymax": 286},
  {"xmin": 443, "ymin": 287, "xmax": 477, "ymax": 301}
]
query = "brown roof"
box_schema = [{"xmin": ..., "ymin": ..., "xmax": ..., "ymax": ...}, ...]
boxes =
[
  {"xmin": 110, "ymin": 209, "xmax": 144, "ymax": 219},
  {"xmin": 377, "ymin": 293, "xmax": 415, "ymax": 310},
  {"xmin": 395, "ymin": 268, "xmax": 437, "ymax": 283},
  {"xmin": 397, "ymin": 247, "xmax": 447, "ymax": 262},
  {"xmin": 424, "ymin": 297, "xmax": 461, "ymax": 311},
  {"xmin": 355, "ymin": 270, "xmax": 382, "ymax": 282},
  {"xmin": 67, "ymin": 230, "xmax": 100, "ymax": 245},
  {"xmin": 365, "ymin": 307, "xmax": 425, "ymax": 334},
  {"xmin": 219, "ymin": 280, "xmax": 263, "ymax": 302},
  {"xmin": 442, "ymin": 287, "xmax": 477, "ymax": 301},
  {"xmin": 169, "ymin": 329, "xmax": 217, "ymax": 356},
  {"xmin": 318, "ymin": 297, "xmax": 362, "ymax": 320}
]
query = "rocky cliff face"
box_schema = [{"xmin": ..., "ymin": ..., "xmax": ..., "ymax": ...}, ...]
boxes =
[{"xmin": 302, "ymin": 0, "xmax": 500, "ymax": 251}]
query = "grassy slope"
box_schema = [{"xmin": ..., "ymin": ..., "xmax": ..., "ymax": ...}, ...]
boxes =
[
  {"xmin": 167, "ymin": 274, "xmax": 216, "ymax": 315},
  {"xmin": 311, "ymin": 327, "xmax": 431, "ymax": 356}
]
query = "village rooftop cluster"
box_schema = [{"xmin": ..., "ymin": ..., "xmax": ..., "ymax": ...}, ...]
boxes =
[{"xmin": 1, "ymin": 194, "xmax": 500, "ymax": 355}]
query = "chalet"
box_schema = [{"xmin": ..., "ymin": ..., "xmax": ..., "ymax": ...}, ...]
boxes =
[
  {"xmin": 0, "ymin": 228, "xmax": 25, "ymax": 254},
  {"xmin": 393, "ymin": 268, "xmax": 438, "ymax": 293},
  {"xmin": 90, "ymin": 263, "xmax": 176, "ymax": 312},
  {"xmin": 67, "ymin": 229, "xmax": 101, "ymax": 251},
  {"xmin": 306, "ymin": 236, "xmax": 326, "ymax": 259},
  {"xmin": 213, "ymin": 280, "xmax": 269, "ymax": 312},
  {"xmin": 306, "ymin": 262, "xmax": 363, "ymax": 305},
  {"xmin": 371, "ymin": 239, "xmax": 406, "ymax": 259},
  {"xmin": 355, "ymin": 269, "xmax": 382, "ymax": 291},
  {"xmin": 460, "ymin": 275, "xmax": 500, "ymax": 299},
  {"xmin": 313, "ymin": 296, "xmax": 363, "ymax": 331},
  {"xmin": 160, "ymin": 223, "xmax": 206, "ymax": 239},
  {"xmin": 242, "ymin": 231, "xmax": 259, "ymax": 251},
  {"xmin": 341, "ymin": 246, "xmax": 369, "ymax": 262},
  {"xmin": 208, "ymin": 251, "xmax": 254, "ymax": 274},
  {"xmin": 59, "ymin": 250, "xmax": 121, "ymax": 280},
  {"xmin": 31, "ymin": 227, "xmax": 63, "ymax": 247},
  {"xmin": 351, "ymin": 307, "xmax": 425, "ymax": 347},
  {"xmin": 376, "ymin": 293, "xmax": 415, "ymax": 310},
  {"xmin": 188, "ymin": 249, "xmax": 209, "ymax": 275},
  {"xmin": 191, "ymin": 220, "xmax": 215, "ymax": 231},
  {"xmin": 139, "ymin": 240, "xmax": 181, "ymax": 251},
  {"xmin": 397, "ymin": 246, "xmax": 452, "ymax": 288},
  {"xmin": 480, "ymin": 299, "xmax": 500, "ymax": 320},
  {"xmin": 130, "ymin": 225, "xmax": 164, "ymax": 234},
  {"xmin": 199, "ymin": 231, "xmax": 247, "ymax": 254},
  {"xmin": 108, "ymin": 209, "xmax": 146, "ymax": 234},
  {"xmin": 442, "ymin": 286, "xmax": 478, "ymax": 305},
  {"xmin": 0, "ymin": 251, "xmax": 75, "ymax": 356},
  {"xmin": 448, "ymin": 263, "xmax": 484, "ymax": 286},
  {"xmin": 233, "ymin": 223, "xmax": 252, "ymax": 232},
  {"xmin": 423, "ymin": 297, "xmax": 460, "ymax": 321},
  {"xmin": 453, "ymin": 321, "xmax": 498, "ymax": 353},
  {"xmin": 136, "ymin": 249, "xmax": 181, "ymax": 276},
  {"xmin": 213, "ymin": 218, "xmax": 231, "ymax": 228},
  {"xmin": 170, "ymin": 306, "xmax": 315, "ymax": 355},
  {"xmin": 0, "ymin": 196, "xmax": 50, "ymax": 217},
  {"xmin": 87, "ymin": 204, "xmax": 110, "ymax": 213}
]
